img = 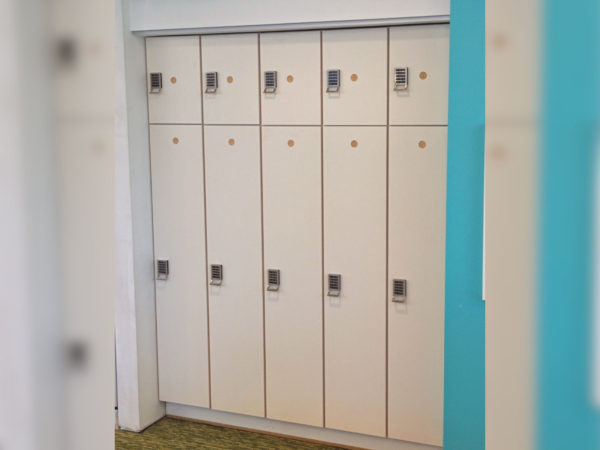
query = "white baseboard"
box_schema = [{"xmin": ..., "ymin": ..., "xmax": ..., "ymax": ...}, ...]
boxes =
[{"xmin": 166, "ymin": 403, "xmax": 441, "ymax": 450}]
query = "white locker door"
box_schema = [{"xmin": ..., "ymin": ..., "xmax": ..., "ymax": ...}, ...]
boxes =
[
  {"xmin": 322, "ymin": 28, "xmax": 387, "ymax": 125},
  {"xmin": 146, "ymin": 36, "xmax": 202, "ymax": 124},
  {"xmin": 204, "ymin": 125, "xmax": 264, "ymax": 417},
  {"xmin": 323, "ymin": 126, "xmax": 386, "ymax": 437},
  {"xmin": 149, "ymin": 124, "xmax": 209, "ymax": 407},
  {"xmin": 389, "ymin": 25, "xmax": 449, "ymax": 125},
  {"xmin": 262, "ymin": 126, "xmax": 322, "ymax": 426},
  {"xmin": 388, "ymin": 127, "xmax": 446, "ymax": 446},
  {"xmin": 202, "ymin": 34, "xmax": 259, "ymax": 125},
  {"xmin": 260, "ymin": 31, "xmax": 321, "ymax": 125}
]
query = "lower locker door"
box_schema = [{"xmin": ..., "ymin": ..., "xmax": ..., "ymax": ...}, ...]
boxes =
[
  {"xmin": 204, "ymin": 125, "xmax": 264, "ymax": 417},
  {"xmin": 388, "ymin": 126, "xmax": 446, "ymax": 446},
  {"xmin": 262, "ymin": 126, "xmax": 323, "ymax": 426},
  {"xmin": 149, "ymin": 125, "xmax": 210, "ymax": 407},
  {"xmin": 323, "ymin": 126, "xmax": 387, "ymax": 437}
]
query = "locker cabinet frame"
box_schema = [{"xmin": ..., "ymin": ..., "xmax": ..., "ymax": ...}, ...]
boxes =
[{"xmin": 144, "ymin": 23, "xmax": 449, "ymax": 448}]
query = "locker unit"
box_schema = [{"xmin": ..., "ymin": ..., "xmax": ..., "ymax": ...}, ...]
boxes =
[
  {"xmin": 260, "ymin": 31, "xmax": 321, "ymax": 125},
  {"xmin": 322, "ymin": 28, "xmax": 387, "ymax": 125},
  {"xmin": 204, "ymin": 125, "xmax": 264, "ymax": 417},
  {"xmin": 389, "ymin": 25, "xmax": 449, "ymax": 125},
  {"xmin": 149, "ymin": 125, "xmax": 209, "ymax": 407},
  {"xmin": 146, "ymin": 36, "xmax": 202, "ymax": 124},
  {"xmin": 388, "ymin": 127, "xmax": 447, "ymax": 446},
  {"xmin": 323, "ymin": 126, "xmax": 387, "ymax": 437},
  {"xmin": 202, "ymin": 34, "xmax": 259, "ymax": 124},
  {"xmin": 262, "ymin": 126, "xmax": 323, "ymax": 426},
  {"xmin": 145, "ymin": 24, "xmax": 450, "ymax": 447}
]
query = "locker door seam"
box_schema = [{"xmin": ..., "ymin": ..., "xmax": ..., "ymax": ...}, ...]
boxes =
[
  {"xmin": 198, "ymin": 34, "xmax": 213, "ymax": 409},
  {"xmin": 385, "ymin": 26, "xmax": 390, "ymax": 439},
  {"xmin": 258, "ymin": 33, "xmax": 268, "ymax": 419},
  {"xmin": 320, "ymin": 29, "xmax": 326, "ymax": 429},
  {"xmin": 145, "ymin": 36, "xmax": 163, "ymax": 403}
]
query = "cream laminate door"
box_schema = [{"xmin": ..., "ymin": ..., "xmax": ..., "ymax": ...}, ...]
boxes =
[
  {"xmin": 204, "ymin": 125, "xmax": 264, "ymax": 417},
  {"xmin": 322, "ymin": 28, "xmax": 387, "ymax": 126},
  {"xmin": 389, "ymin": 25, "xmax": 449, "ymax": 125},
  {"xmin": 260, "ymin": 31, "xmax": 321, "ymax": 125},
  {"xmin": 150, "ymin": 124, "xmax": 209, "ymax": 407},
  {"xmin": 387, "ymin": 126, "xmax": 447, "ymax": 446},
  {"xmin": 262, "ymin": 126, "xmax": 323, "ymax": 426},
  {"xmin": 323, "ymin": 126, "xmax": 387, "ymax": 437},
  {"xmin": 202, "ymin": 34, "xmax": 259, "ymax": 125},
  {"xmin": 146, "ymin": 36, "xmax": 202, "ymax": 124}
]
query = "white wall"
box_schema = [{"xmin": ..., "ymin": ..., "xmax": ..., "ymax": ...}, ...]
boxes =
[
  {"xmin": 115, "ymin": 0, "xmax": 165, "ymax": 432},
  {"xmin": 128, "ymin": 0, "xmax": 449, "ymax": 33}
]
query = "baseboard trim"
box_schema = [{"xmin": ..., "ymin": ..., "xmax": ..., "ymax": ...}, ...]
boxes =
[
  {"xmin": 166, "ymin": 414, "xmax": 360, "ymax": 449},
  {"xmin": 165, "ymin": 402, "xmax": 441, "ymax": 450}
]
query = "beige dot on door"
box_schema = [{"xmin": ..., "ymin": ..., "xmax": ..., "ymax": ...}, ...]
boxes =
[
  {"xmin": 351, "ymin": 140, "xmax": 358, "ymax": 148},
  {"xmin": 419, "ymin": 72, "xmax": 428, "ymax": 80},
  {"xmin": 418, "ymin": 140, "xmax": 427, "ymax": 149},
  {"xmin": 228, "ymin": 138, "xmax": 235, "ymax": 146},
  {"xmin": 350, "ymin": 74, "xmax": 358, "ymax": 82},
  {"xmin": 172, "ymin": 137, "xmax": 179, "ymax": 144},
  {"xmin": 287, "ymin": 75, "xmax": 294, "ymax": 83},
  {"xmin": 490, "ymin": 146, "xmax": 505, "ymax": 161},
  {"xmin": 227, "ymin": 76, "xmax": 234, "ymax": 83},
  {"xmin": 288, "ymin": 139, "xmax": 295, "ymax": 147},
  {"xmin": 170, "ymin": 76, "xmax": 177, "ymax": 84}
]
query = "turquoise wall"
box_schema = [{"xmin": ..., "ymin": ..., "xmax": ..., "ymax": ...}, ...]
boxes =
[
  {"xmin": 539, "ymin": 0, "xmax": 600, "ymax": 448},
  {"xmin": 443, "ymin": 1, "xmax": 485, "ymax": 449}
]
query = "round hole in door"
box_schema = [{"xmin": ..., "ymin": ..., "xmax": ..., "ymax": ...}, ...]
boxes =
[
  {"xmin": 418, "ymin": 140, "xmax": 427, "ymax": 149},
  {"xmin": 172, "ymin": 137, "xmax": 179, "ymax": 144},
  {"xmin": 419, "ymin": 71, "xmax": 428, "ymax": 80},
  {"xmin": 228, "ymin": 138, "xmax": 235, "ymax": 146},
  {"xmin": 287, "ymin": 75, "xmax": 294, "ymax": 83},
  {"xmin": 288, "ymin": 139, "xmax": 295, "ymax": 147},
  {"xmin": 227, "ymin": 75, "xmax": 234, "ymax": 84},
  {"xmin": 170, "ymin": 76, "xmax": 177, "ymax": 84},
  {"xmin": 350, "ymin": 73, "xmax": 358, "ymax": 82},
  {"xmin": 351, "ymin": 140, "xmax": 358, "ymax": 148}
]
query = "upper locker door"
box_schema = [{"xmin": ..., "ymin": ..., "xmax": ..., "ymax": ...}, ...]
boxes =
[
  {"xmin": 260, "ymin": 31, "xmax": 321, "ymax": 125},
  {"xmin": 146, "ymin": 36, "xmax": 202, "ymax": 124},
  {"xmin": 322, "ymin": 28, "xmax": 387, "ymax": 125},
  {"xmin": 389, "ymin": 25, "xmax": 449, "ymax": 125},
  {"xmin": 204, "ymin": 125, "xmax": 264, "ymax": 417},
  {"xmin": 388, "ymin": 127, "xmax": 447, "ymax": 446},
  {"xmin": 262, "ymin": 126, "xmax": 322, "ymax": 427},
  {"xmin": 323, "ymin": 127, "xmax": 386, "ymax": 437},
  {"xmin": 202, "ymin": 34, "xmax": 259, "ymax": 124},
  {"xmin": 149, "ymin": 125, "xmax": 209, "ymax": 407}
]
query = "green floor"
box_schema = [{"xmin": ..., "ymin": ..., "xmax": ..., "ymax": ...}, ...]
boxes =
[{"xmin": 116, "ymin": 417, "xmax": 343, "ymax": 449}]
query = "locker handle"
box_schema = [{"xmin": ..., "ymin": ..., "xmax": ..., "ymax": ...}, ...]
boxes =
[
  {"xmin": 326, "ymin": 69, "xmax": 340, "ymax": 93},
  {"xmin": 205, "ymin": 72, "xmax": 218, "ymax": 93},
  {"xmin": 149, "ymin": 72, "xmax": 162, "ymax": 93},
  {"xmin": 266, "ymin": 269, "xmax": 280, "ymax": 291},
  {"xmin": 327, "ymin": 274, "xmax": 341, "ymax": 297},
  {"xmin": 156, "ymin": 259, "xmax": 169, "ymax": 280},
  {"xmin": 394, "ymin": 67, "xmax": 408, "ymax": 91},
  {"xmin": 210, "ymin": 264, "xmax": 223, "ymax": 285},
  {"xmin": 392, "ymin": 279, "xmax": 407, "ymax": 303},
  {"xmin": 263, "ymin": 71, "xmax": 277, "ymax": 94}
]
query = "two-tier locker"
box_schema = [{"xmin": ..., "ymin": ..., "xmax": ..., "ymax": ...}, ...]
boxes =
[{"xmin": 146, "ymin": 24, "xmax": 449, "ymax": 447}]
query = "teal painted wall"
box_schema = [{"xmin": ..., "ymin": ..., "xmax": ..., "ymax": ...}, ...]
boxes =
[
  {"xmin": 443, "ymin": 1, "xmax": 485, "ymax": 449},
  {"xmin": 539, "ymin": 0, "xmax": 600, "ymax": 448}
]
